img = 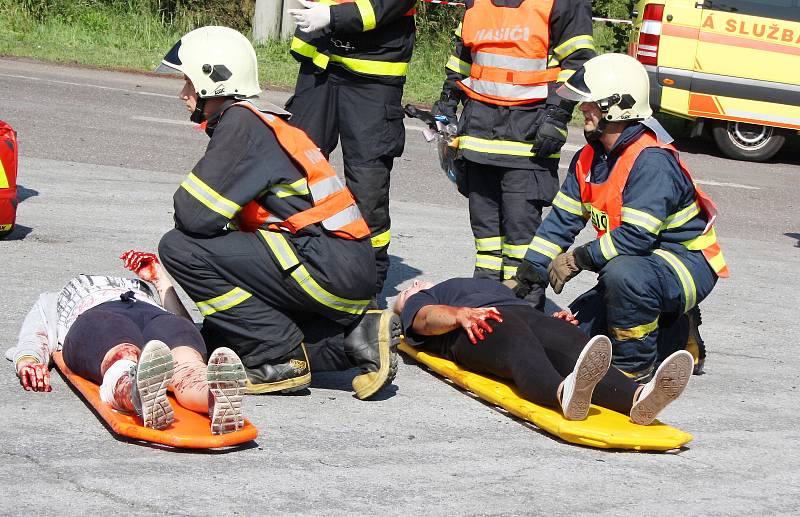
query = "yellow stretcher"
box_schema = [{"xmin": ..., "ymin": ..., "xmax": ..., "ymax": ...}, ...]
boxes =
[
  {"xmin": 53, "ymin": 351, "xmax": 259, "ymax": 449},
  {"xmin": 399, "ymin": 342, "xmax": 692, "ymax": 451}
]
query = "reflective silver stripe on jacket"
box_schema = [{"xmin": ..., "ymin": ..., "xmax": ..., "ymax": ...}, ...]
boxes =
[
  {"xmin": 461, "ymin": 78, "xmax": 548, "ymax": 100},
  {"xmin": 472, "ymin": 51, "xmax": 548, "ymax": 71}
]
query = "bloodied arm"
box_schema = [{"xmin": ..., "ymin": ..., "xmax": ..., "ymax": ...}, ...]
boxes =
[
  {"xmin": 120, "ymin": 250, "xmax": 193, "ymax": 321},
  {"xmin": 5, "ymin": 293, "xmax": 59, "ymax": 392}
]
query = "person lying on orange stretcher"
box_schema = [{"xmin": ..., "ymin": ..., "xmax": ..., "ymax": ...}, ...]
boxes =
[
  {"xmin": 394, "ymin": 278, "xmax": 694, "ymax": 424},
  {"xmin": 5, "ymin": 251, "xmax": 247, "ymax": 434}
]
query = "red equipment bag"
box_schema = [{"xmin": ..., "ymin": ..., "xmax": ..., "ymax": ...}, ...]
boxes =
[{"xmin": 0, "ymin": 120, "xmax": 18, "ymax": 239}]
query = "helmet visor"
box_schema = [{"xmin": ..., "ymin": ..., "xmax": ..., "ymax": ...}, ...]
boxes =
[
  {"xmin": 154, "ymin": 40, "xmax": 182, "ymax": 74},
  {"xmin": 556, "ymin": 66, "xmax": 592, "ymax": 102}
]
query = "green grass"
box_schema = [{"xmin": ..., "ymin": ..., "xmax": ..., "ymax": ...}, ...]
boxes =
[{"xmin": 0, "ymin": 1, "xmax": 623, "ymax": 104}]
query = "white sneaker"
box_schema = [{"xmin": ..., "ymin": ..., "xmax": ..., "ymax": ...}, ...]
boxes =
[
  {"xmin": 630, "ymin": 350, "xmax": 693, "ymax": 426},
  {"xmin": 560, "ymin": 335, "xmax": 612, "ymax": 421},
  {"xmin": 207, "ymin": 347, "xmax": 247, "ymax": 435},
  {"xmin": 132, "ymin": 340, "xmax": 175, "ymax": 430}
]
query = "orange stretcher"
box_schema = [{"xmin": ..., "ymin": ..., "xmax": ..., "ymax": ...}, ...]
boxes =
[
  {"xmin": 53, "ymin": 351, "xmax": 259, "ymax": 449},
  {"xmin": 400, "ymin": 342, "xmax": 693, "ymax": 451}
]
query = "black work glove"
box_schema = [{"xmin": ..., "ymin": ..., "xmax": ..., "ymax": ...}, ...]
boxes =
[
  {"xmin": 504, "ymin": 260, "xmax": 546, "ymax": 303},
  {"xmin": 546, "ymin": 244, "xmax": 595, "ymax": 294},
  {"xmin": 432, "ymin": 99, "xmax": 458, "ymax": 125},
  {"xmin": 531, "ymin": 104, "xmax": 572, "ymax": 158}
]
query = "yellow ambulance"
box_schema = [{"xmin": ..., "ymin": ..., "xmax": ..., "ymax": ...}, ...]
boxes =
[{"xmin": 628, "ymin": 0, "xmax": 800, "ymax": 161}]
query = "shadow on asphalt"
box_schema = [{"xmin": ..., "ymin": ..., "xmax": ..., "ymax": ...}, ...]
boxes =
[
  {"xmin": 17, "ymin": 184, "xmax": 39, "ymax": 203},
  {"xmin": 2, "ymin": 224, "xmax": 32, "ymax": 240},
  {"xmin": 380, "ymin": 254, "xmax": 424, "ymax": 307}
]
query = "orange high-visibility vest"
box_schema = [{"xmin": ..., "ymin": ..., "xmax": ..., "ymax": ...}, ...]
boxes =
[
  {"xmin": 232, "ymin": 103, "xmax": 370, "ymax": 240},
  {"xmin": 458, "ymin": 0, "xmax": 560, "ymax": 106},
  {"xmin": 575, "ymin": 131, "xmax": 729, "ymax": 278}
]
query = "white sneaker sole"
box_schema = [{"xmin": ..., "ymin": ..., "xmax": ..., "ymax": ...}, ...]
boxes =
[
  {"xmin": 562, "ymin": 335, "xmax": 612, "ymax": 421},
  {"xmin": 630, "ymin": 351, "xmax": 693, "ymax": 426},
  {"xmin": 137, "ymin": 340, "xmax": 175, "ymax": 430},
  {"xmin": 207, "ymin": 347, "xmax": 246, "ymax": 435}
]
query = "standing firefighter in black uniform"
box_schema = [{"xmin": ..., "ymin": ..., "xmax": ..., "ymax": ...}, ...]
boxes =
[
  {"xmin": 433, "ymin": 0, "xmax": 595, "ymax": 309},
  {"xmin": 155, "ymin": 26, "xmax": 401, "ymax": 400},
  {"xmin": 285, "ymin": 0, "xmax": 417, "ymax": 300}
]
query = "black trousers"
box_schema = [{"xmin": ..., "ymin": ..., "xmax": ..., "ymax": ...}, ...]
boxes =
[
  {"xmin": 62, "ymin": 298, "xmax": 206, "ymax": 383},
  {"xmin": 432, "ymin": 305, "xmax": 639, "ymax": 414},
  {"xmin": 286, "ymin": 64, "xmax": 406, "ymax": 294},
  {"xmin": 465, "ymin": 162, "xmax": 552, "ymax": 282},
  {"xmin": 159, "ymin": 229, "xmax": 370, "ymax": 370}
]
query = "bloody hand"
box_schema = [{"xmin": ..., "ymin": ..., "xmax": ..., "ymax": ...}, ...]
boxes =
[
  {"xmin": 18, "ymin": 363, "xmax": 51, "ymax": 392},
  {"xmin": 455, "ymin": 307, "xmax": 503, "ymax": 345},
  {"xmin": 120, "ymin": 250, "xmax": 161, "ymax": 282},
  {"xmin": 552, "ymin": 309, "xmax": 579, "ymax": 326}
]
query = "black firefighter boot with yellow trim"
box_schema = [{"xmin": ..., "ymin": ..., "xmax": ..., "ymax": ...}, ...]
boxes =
[
  {"xmin": 244, "ymin": 343, "xmax": 311, "ymax": 395},
  {"xmin": 344, "ymin": 309, "xmax": 402, "ymax": 400}
]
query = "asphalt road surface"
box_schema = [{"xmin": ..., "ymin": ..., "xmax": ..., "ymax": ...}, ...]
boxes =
[{"xmin": 1, "ymin": 57, "xmax": 798, "ymax": 515}]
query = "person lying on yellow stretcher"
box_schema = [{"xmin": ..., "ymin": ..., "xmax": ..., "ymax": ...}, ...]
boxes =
[
  {"xmin": 6, "ymin": 251, "xmax": 247, "ymax": 434},
  {"xmin": 394, "ymin": 278, "xmax": 693, "ymax": 424}
]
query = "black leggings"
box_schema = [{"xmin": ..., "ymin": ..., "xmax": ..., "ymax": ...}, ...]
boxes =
[
  {"xmin": 441, "ymin": 305, "xmax": 638, "ymax": 414},
  {"xmin": 62, "ymin": 298, "xmax": 206, "ymax": 384}
]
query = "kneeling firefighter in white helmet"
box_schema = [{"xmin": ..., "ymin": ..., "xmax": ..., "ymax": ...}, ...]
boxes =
[
  {"xmin": 155, "ymin": 26, "xmax": 401, "ymax": 399},
  {"xmin": 508, "ymin": 53, "xmax": 729, "ymax": 380}
]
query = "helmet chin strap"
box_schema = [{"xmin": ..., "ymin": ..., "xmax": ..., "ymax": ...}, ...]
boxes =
[
  {"xmin": 190, "ymin": 96, "xmax": 207, "ymax": 123},
  {"xmin": 584, "ymin": 118, "xmax": 607, "ymax": 142}
]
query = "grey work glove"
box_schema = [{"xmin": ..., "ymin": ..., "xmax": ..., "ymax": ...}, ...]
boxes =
[
  {"xmin": 547, "ymin": 244, "xmax": 594, "ymax": 294},
  {"xmin": 531, "ymin": 104, "xmax": 571, "ymax": 158}
]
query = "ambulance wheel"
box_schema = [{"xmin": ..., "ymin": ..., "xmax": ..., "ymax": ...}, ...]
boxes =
[{"xmin": 711, "ymin": 120, "xmax": 785, "ymax": 162}]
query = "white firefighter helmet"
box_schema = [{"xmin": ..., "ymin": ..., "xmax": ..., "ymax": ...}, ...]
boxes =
[
  {"xmin": 155, "ymin": 26, "xmax": 261, "ymax": 99},
  {"xmin": 557, "ymin": 53, "xmax": 652, "ymax": 122}
]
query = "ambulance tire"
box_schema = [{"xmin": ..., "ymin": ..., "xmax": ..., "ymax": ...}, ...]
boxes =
[{"xmin": 711, "ymin": 120, "xmax": 786, "ymax": 163}]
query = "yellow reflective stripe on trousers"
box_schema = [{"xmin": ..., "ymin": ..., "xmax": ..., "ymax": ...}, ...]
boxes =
[
  {"xmin": 289, "ymin": 265, "xmax": 370, "ymax": 315},
  {"xmin": 197, "ymin": 287, "xmax": 252, "ymax": 317},
  {"xmin": 271, "ymin": 178, "xmax": 310, "ymax": 198},
  {"xmin": 653, "ymin": 249, "xmax": 697, "ymax": 313},
  {"xmin": 446, "ymin": 55, "xmax": 472, "ymax": 76},
  {"xmin": 0, "ymin": 159, "xmax": 7, "ymax": 188},
  {"xmin": 528, "ymin": 236, "xmax": 562, "ymax": 260},
  {"xmin": 611, "ymin": 317, "xmax": 659, "ymax": 341},
  {"xmin": 260, "ymin": 230, "xmax": 369, "ymax": 314},
  {"xmin": 503, "ymin": 266, "xmax": 518, "ymax": 280},
  {"xmin": 181, "ymin": 172, "xmax": 241, "ymax": 219},
  {"xmin": 663, "ymin": 201, "xmax": 700, "ymax": 230},
  {"xmin": 459, "ymin": 135, "xmax": 559, "ymax": 158},
  {"xmin": 290, "ymin": 37, "xmax": 330, "ymax": 69},
  {"xmin": 355, "ymin": 0, "xmax": 376, "ymax": 31},
  {"xmin": 599, "ymin": 233, "xmax": 619, "ymax": 261},
  {"xmin": 552, "ymin": 191, "xmax": 585, "ymax": 216},
  {"xmin": 371, "ymin": 229, "xmax": 391, "ymax": 248},
  {"xmin": 552, "ymin": 35, "xmax": 595, "ymax": 62},
  {"xmin": 621, "ymin": 207, "xmax": 663, "ymax": 234},
  {"xmin": 502, "ymin": 242, "xmax": 528, "ymax": 259},
  {"xmin": 259, "ymin": 230, "xmax": 301, "ymax": 270},
  {"xmin": 329, "ymin": 54, "xmax": 408, "ymax": 77},
  {"xmin": 475, "ymin": 254, "xmax": 503, "ymax": 271},
  {"xmin": 475, "ymin": 236, "xmax": 502, "ymax": 252}
]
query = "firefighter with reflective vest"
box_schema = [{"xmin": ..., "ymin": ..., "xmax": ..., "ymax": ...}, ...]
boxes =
[
  {"xmin": 433, "ymin": 0, "xmax": 595, "ymax": 298},
  {"xmin": 154, "ymin": 26, "xmax": 401, "ymax": 399},
  {"xmin": 510, "ymin": 53, "xmax": 729, "ymax": 379},
  {"xmin": 285, "ymin": 0, "xmax": 417, "ymax": 301}
]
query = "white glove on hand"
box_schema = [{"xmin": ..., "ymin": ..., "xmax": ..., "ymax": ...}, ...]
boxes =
[{"xmin": 289, "ymin": 0, "xmax": 332, "ymax": 33}]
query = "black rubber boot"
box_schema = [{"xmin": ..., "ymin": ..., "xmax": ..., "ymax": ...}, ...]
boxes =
[
  {"xmin": 344, "ymin": 309, "xmax": 401, "ymax": 400},
  {"xmin": 686, "ymin": 306, "xmax": 706, "ymax": 375},
  {"xmin": 244, "ymin": 344, "xmax": 311, "ymax": 395}
]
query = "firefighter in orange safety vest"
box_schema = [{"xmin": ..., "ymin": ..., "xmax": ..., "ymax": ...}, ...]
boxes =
[
  {"xmin": 285, "ymin": 0, "xmax": 418, "ymax": 303},
  {"xmin": 509, "ymin": 53, "xmax": 729, "ymax": 380},
  {"xmin": 154, "ymin": 26, "xmax": 401, "ymax": 399},
  {"xmin": 432, "ymin": 0, "xmax": 596, "ymax": 302}
]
